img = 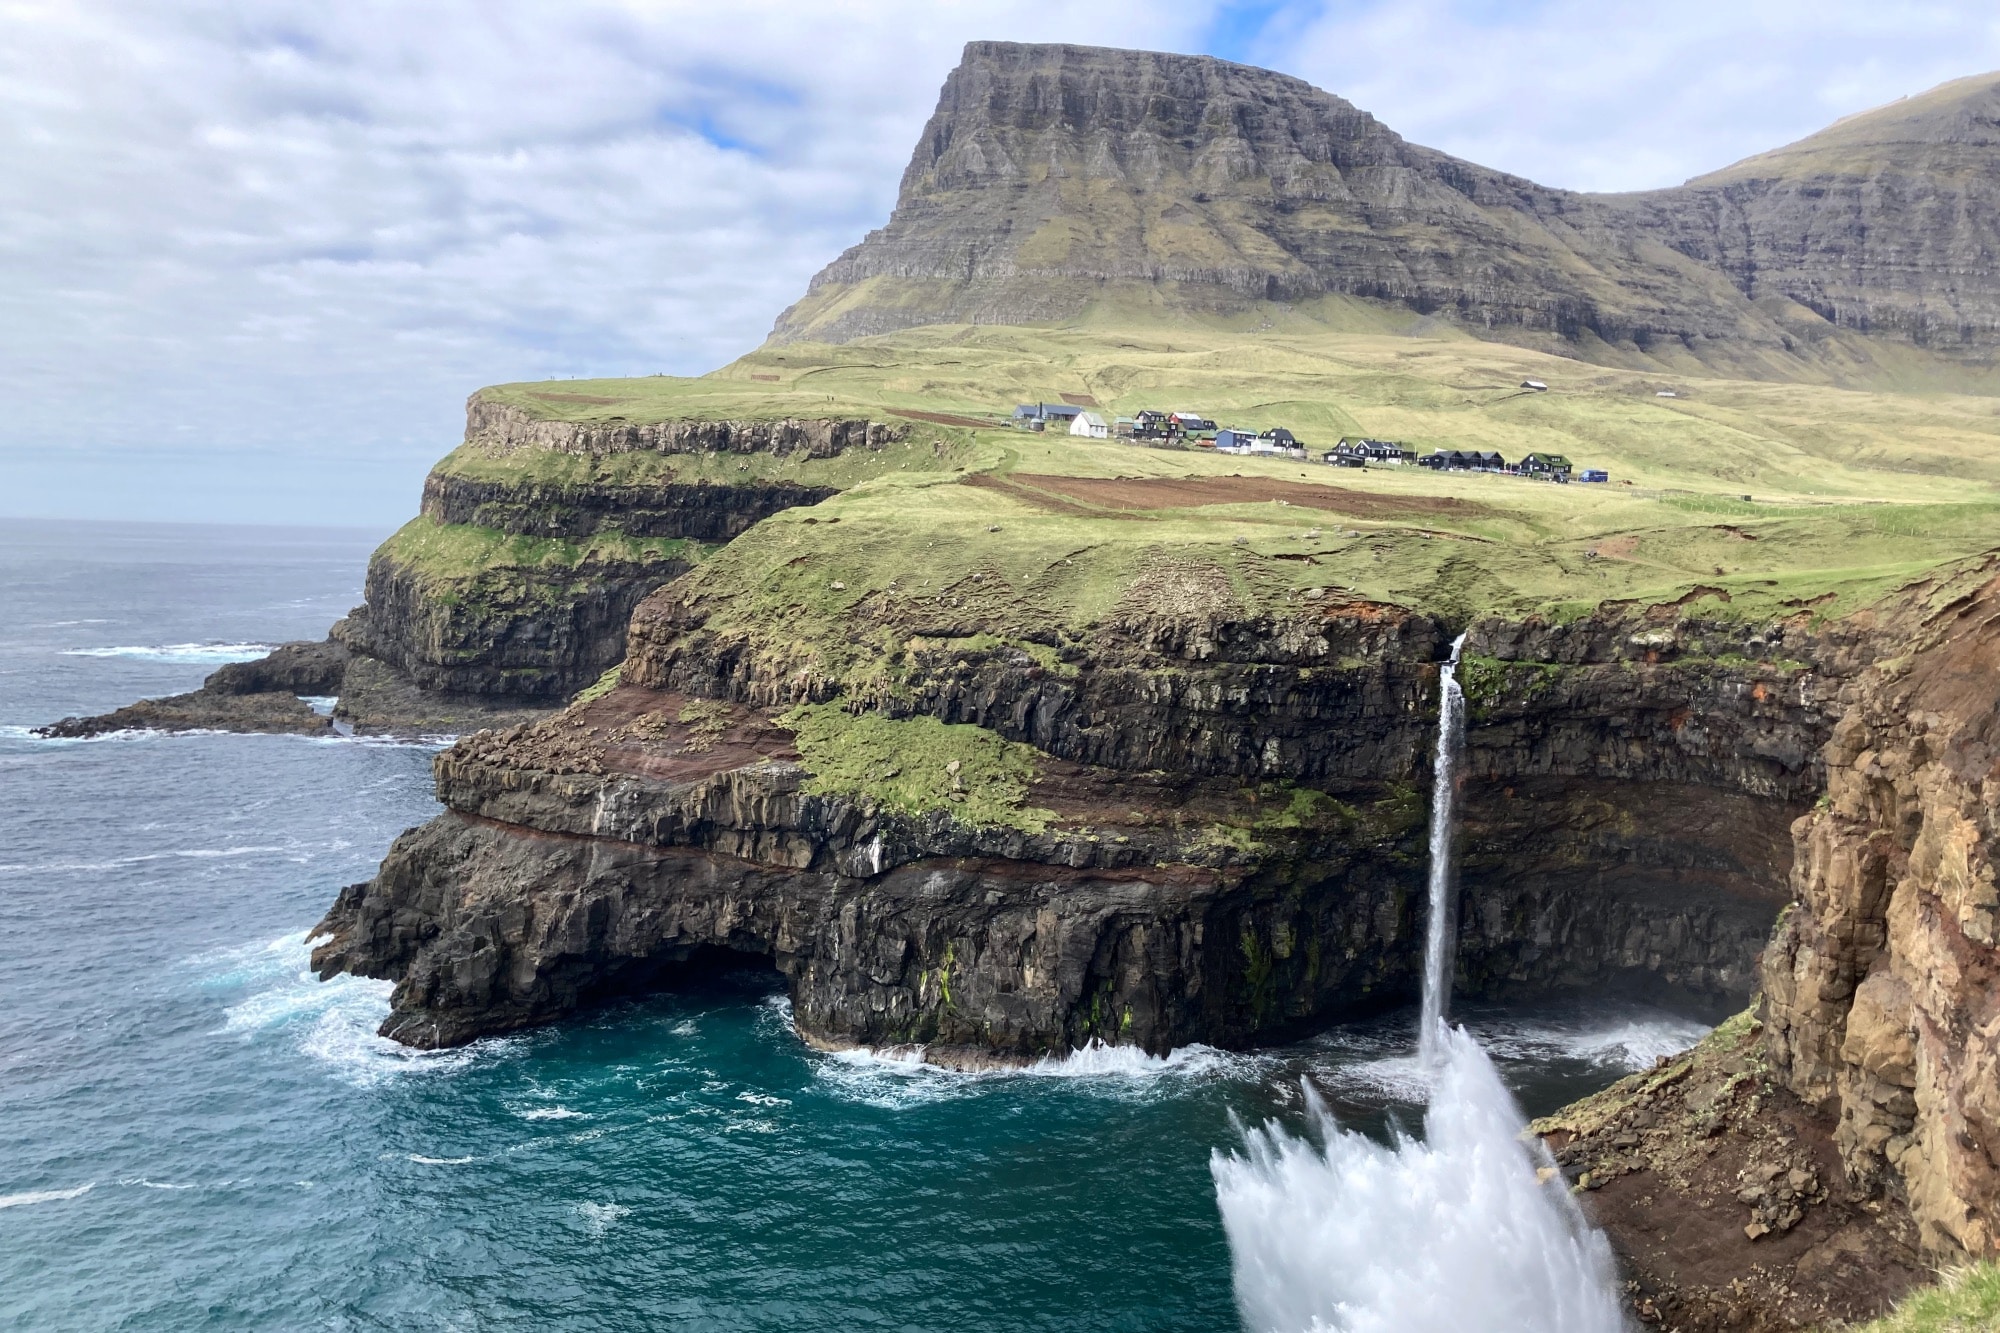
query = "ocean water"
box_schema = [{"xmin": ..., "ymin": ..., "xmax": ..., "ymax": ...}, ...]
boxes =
[{"xmin": 0, "ymin": 518, "xmax": 1708, "ymax": 1331}]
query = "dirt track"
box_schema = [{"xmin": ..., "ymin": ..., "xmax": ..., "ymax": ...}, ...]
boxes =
[
  {"xmin": 892, "ymin": 409, "xmax": 998, "ymax": 430},
  {"xmin": 970, "ymin": 471, "xmax": 1490, "ymax": 519}
]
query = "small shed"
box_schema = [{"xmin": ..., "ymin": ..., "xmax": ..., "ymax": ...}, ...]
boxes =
[
  {"xmin": 1521, "ymin": 379, "xmax": 1549, "ymax": 392},
  {"xmin": 1069, "ymin": 411, "xmax": 1109, "ymax": 439}
]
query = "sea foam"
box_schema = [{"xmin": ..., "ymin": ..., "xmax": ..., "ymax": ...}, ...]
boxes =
[
  {"xmin": 63, "ymin": 643, "xmax": 273, "ymax": 664},
  {"xmin": 1213, "ymin": 1025, "xmax": 1624, "ymax": 1333},
  {"xmin": 211, "ymin": 931, "xmax": 501, "ymax": 1088},
  {"xmin": 0, "ymin": 1184, "xmax": 93, "ymax": 1209}
]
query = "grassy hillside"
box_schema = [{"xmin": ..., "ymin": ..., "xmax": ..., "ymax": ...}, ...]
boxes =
[
  {"xmin": 463, "ymin": 324, "xmax": 2000, "ymax": 664},
  {"xmin": 1844, "ymin": 1262, "xmax": 2000, "ymax": 1332}
]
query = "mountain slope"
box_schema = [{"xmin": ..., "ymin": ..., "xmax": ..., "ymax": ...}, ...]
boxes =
[
  {"xmin": 1620, "ymin": 71, "xmax": 2000, "ymax": 359},
  {"xmin": 770, "ymin": 43, "xmax": 2000, "ymax": 387}
]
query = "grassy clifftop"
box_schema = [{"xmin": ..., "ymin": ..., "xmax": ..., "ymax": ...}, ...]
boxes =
[{"xmin": 452, "ymin": 323, "xmax": 2000, "ymax": 676}]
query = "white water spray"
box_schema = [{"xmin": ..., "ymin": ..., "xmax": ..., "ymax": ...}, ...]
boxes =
[
  {"xmin": 1211, "ymin": 1027, "xmax": 1625, "ymax": 1333},
  {"xmin": 1418, "ymin": 633, "xmax": 1468, "ymax": 1062},
  {"xmin": 1211, "ymin": 631, "xmax": 1628, "ymax": 1330}
]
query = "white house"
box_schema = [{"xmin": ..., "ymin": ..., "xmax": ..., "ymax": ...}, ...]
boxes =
[{"xmin": 1069, "ymin": 411, "xmax": 1109, "ymax": 439}]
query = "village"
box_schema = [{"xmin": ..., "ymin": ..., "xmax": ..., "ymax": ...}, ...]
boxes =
[{"xmin": 1010, "ymin": 394, "xmax": 1609, "ymax": 484}]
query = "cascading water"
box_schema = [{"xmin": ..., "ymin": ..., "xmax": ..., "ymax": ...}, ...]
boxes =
[
  {"xmin": 1211, "ymin": 1028, "xmax": 1625, "ymax": 1333},
  {"xmin": 1211, "ymin": 631, "xmax": 1628, "ymax": 1331},
  {"xmin": 1418, "ymin": 633, "xmax": 1468, "ymax": 1061}
]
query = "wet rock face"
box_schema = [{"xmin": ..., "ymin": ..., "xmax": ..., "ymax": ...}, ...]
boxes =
[
  {"xmin": 315, "ymin": 811, "xmax": 1418, "ymax": 1060},
  {"xmin": 315, "ymin": 593, "xmax": 1866, "ymax": 1060},
  {"xmin": 1763, "ymin": 563, "xmax": 2000, "ymax": 1258}
]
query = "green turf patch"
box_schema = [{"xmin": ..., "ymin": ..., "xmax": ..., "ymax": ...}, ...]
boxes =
[
  {"xmin": 781, "ymin": 704, "xmax": 1055, "ymax": 833},
  {"xmin": 1850, "ymin": 1262, "xmax": 2000, "ymax": 1332}
]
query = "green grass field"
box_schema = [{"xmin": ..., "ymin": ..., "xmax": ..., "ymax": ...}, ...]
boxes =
[{"xmin": 435, "ymin": 322, "xmax": 2000, "ymax": 649}]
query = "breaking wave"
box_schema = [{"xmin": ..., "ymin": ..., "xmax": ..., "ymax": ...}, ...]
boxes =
[
  {"xmin": 0, "ymin": 1184, "xmax": 94, "ymax": 1210},
  {"xmin": 63, "ymin": 643, "xmax": 273, "ymax": 664},
  {"xmin": 208, "ymin": 932, "xmax": 504, "ymax": 1088}
]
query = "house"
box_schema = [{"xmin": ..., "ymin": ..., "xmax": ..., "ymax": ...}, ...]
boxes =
[
  {"xmin": 1252, "ymin": 428, "xmax": 1305, "ymax": 458},
  {"xmin": 1580, "ymin": 468, "xmax": 1609, "ymax": 483},
  {"xmin": 1348, "ymin": 437, "xmax": 1416, "ymax": 465},
  {"xmin": 1520, "ymin": 451, "xmax": 1574, "ymax": 480},
  {"xmin": 1170, "ymin": 412, "xmax": 1216, "ymax": 434},
  {"xmin": 1113, "ymin": 417, "xmax": 1137, "ymax": 439},
  {"xmin": 1069, "ymin": 411, "xmax": 1109, "ymax": 439},
  {"xmin": 1419, "ymin": 449, "xmax": 1507, "ymax": 471},
  {"xmin": 1325, "ymin": 441, "xmax": 1368, "ymax": 468},
  {"xmin": 1010, "ymin": 403, "xmax": 1085, "ymax": 431},
  {"xmin": 1213, "ymin": 428, "xmax": 1256, "ymax": 453},
  {"xmin": 1133, "ymin": 409, "xmax": 1173, "ymax": 438},
  {"xmin": 1521, "ymin": 379, "xmax": 1549, "ymax": 392}
]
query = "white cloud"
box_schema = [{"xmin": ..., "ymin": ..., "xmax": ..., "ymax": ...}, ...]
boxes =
[
  {"xmin": 0, "ymin": 0, "xmax": 1994, "ymax": 523},
  {"xmin": 1253, "ymin": 1, "xmax": 2000, "ymax": 192}
]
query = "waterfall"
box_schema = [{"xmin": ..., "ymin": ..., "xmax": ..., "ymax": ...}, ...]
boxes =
[
  {"xmin": 1210, "ymin": 631, "xmax": 1627, "ymax": 1331},
  {"xmin": 1210, "ymin": 1026, "xmax": 1626, "ymax": 1333},
  {"xmin": 1418, "ymin": 633, "xmax": 1468, "ymax": 1061}
]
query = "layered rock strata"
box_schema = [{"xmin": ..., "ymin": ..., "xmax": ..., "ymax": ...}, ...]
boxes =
[
  {"xmin": 41, "ymin": 406, "xmax": 884, "ymax": 735},
  {"xmin": 329, "ymin": 546, "xmax": 696, "ymax": 704},
  {"xmin": 314, "ymin": 591, "xmax": 1858, "ymax": 1058},
  {"xmin": 1763, "ymin": 560, "xmax": 2000, "ymax": 1259},
  {"xmin": 420, "ymin": 472, "xmax": 838, "ymax": 544},
  {"xmin": 774, "ymin": 42, "xmax": 2000, "ymax": 379},
  {"xmin": 463, "ymin": 399, "xmax": 903, "ymax": 459}
]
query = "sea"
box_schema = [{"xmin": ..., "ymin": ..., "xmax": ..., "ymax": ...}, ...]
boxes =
[{"xmin": 0, "ymin": 518, "xmax": 1708, "ymax": 1331}]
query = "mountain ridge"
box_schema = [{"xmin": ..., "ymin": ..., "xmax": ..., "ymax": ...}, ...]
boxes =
[{"xmin": 770, "ymin": 42, "xmax": 2000, "ymax": 388}]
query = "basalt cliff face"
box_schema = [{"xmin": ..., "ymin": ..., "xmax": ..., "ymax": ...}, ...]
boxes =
[
  {"xmin": 312, "ymin": 584, "xmax": 1866, "ymax": 1062},
  {"xmin": 773, "ymin": 43, "xmax": 2000, "ymax": 381},
  {"xmin": 39, "ymin": 400, "xmax": 895, "ymax": 738}
]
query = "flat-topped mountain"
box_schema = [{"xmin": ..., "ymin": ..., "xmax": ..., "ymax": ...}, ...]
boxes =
[{"xmin": 772, "ymin": 42, "xmax": 2000, "ymax": 385}]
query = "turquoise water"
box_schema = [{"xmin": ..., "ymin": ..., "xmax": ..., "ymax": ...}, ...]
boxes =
[{"xmin": 0, "ymin": 520, "xmax": 1706, "ymax": 1330}]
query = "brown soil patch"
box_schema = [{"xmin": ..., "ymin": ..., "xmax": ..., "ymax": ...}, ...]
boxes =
[
  {"xmin": 892, "ymin": 409, "xmax": 997, "ymax": 430},
  {"xmin": 1592, "ymin": 534, "xmax": 1642, "ymax": 560},
  {"xmin": 527, "ymin": 391, "xmax": 627, "ymax": 406},
  {"xmin": 1536, "ymin": 1018, "xmax": 1924, "ymax": 1330},
  {"xmin": 979, "ymin": 472, "xmax": 1491, "ymax": 520},
  {"xmin": 1059, "ymin": 393, "xmax": 1099, "ymax": 407},
  {"xmin": 501, "ymin": 685, "xmax": 800, "ymax": 783}
]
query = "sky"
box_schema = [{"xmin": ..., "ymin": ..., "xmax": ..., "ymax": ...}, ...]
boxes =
[{"xmin": 3, "ymin": 0, "xmax": 1997, "ymax": 528}]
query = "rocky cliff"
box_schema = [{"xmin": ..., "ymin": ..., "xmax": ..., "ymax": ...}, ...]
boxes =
[
  {"xmin": 40, "ymin": 398, "xmax": 900, "ymax": 737},
  {"xmin": 312, "ymin": 583, "xmax": 1865, "ymax": 1060},
  {"xmin": 772, "ymin": 42, "xmax": 2000, "ymax": 383},
  {"xmin": 1764, "ymin": 558, "xmax": 2000, "ymax": 1258}
]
